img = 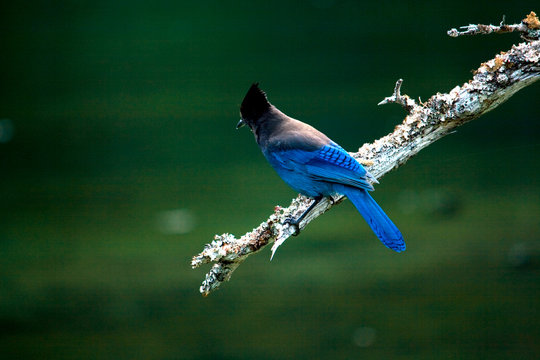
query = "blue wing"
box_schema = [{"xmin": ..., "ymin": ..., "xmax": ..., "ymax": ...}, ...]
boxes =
[{"xmin": 265, "ymin": 142, "xmax": 375, "ymax": 192}]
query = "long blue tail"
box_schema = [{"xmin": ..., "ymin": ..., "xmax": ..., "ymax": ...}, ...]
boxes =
[{"xmin": 335, "ymin": 184, "xmax": 406, "ymax": 252}]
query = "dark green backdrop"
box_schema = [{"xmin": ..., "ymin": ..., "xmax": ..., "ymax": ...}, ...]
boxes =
[{"xmin": 1, "ymin": 1, "xmax": 539, "ymax": 359}]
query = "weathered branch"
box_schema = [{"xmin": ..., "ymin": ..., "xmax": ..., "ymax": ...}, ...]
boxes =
[
  {"xmin": 192, "ymin": 13, "xmax": 540, "ymax": 296},
  {"xmin": 377, "ymin": 78, "xmax": 418, "ymax": 112},
  {"xmin": 447, "ymin": 11, "xmax": 540, "ymax": 41}
]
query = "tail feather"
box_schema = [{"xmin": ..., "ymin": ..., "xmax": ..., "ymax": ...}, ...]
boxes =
[{"xmin": 335, "ymin": 185, "xmax": 406, "ymax": 252}]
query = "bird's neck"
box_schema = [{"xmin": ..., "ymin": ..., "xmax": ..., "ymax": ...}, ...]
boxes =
[{"xmin": 252, "ymin": 106, "xmax": 289, "ymax": 146}]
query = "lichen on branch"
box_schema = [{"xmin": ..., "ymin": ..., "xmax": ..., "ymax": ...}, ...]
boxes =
[{"xmin": 447, "ymin": 11, "xmax": 540, "ymax": 41}]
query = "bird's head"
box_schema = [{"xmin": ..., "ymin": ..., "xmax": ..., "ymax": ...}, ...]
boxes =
[{"xmin": 237, "ymin": 83, "xmax": 271, "ymax": 130}]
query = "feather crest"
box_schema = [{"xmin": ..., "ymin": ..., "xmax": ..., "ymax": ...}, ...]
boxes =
[{"xmin": 240, "ymin": 83, "xmax": 271, "ymax": 121}]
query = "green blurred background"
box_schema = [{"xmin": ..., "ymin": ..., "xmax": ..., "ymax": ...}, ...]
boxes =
[{"xmin": 1, "ymin": 1, "xmax": 539, "ymax": 359}]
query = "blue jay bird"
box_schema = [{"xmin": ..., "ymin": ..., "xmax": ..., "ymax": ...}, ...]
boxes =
[{"xmin": 237, "ymin": 84, "xmax": 405, "ymax": 252}]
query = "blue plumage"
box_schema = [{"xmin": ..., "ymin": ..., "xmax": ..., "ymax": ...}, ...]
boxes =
[
  {"xmin": 238, "ymin": 84, "xmax": 405, "ymax": 252},
  {"xmin": 334, "ymin": 184, "xmax": 405, "ymax": 252}
]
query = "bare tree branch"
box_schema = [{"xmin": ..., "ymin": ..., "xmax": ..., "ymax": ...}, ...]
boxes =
[
  {"xmin": 447, "ymin": 11, "xmax": 540, "ymax": 41},
  {"xmin": 377, "ymin": 78, "xmax": 418, "ymax": 112},
  {"xmin": 192, "ymin": 13, "xmax": 540, "ymax": 296}
]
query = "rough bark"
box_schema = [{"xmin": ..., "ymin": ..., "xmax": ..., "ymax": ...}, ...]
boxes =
[{"xmin": 192, "ymin": 12, "xmax": 540, "ymax": 296}]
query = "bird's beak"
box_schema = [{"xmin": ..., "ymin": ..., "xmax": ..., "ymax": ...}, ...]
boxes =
[{"xmin": 236, "ymin": 118, "xmax": 246, "ymax": 129}]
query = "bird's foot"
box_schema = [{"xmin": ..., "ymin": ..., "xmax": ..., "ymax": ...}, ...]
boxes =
[{"xmin": 283, "ymin": 218, "xmax": 300, "ymax": 236}]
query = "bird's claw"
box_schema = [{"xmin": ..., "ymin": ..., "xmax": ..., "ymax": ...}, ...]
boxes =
[{"xmin": 283, "ymin": 218, "xmax": 300, "ymax": 236}]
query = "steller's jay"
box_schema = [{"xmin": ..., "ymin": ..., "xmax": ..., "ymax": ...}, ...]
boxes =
[{"xmin": 236, "ymin": 83, "xmax": 405, "ymax": 252}]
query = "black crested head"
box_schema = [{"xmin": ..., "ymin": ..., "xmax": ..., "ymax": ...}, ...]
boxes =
[{"xmin": 240, "ymin": 83, "xmax": 271, "ymax": 123}]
